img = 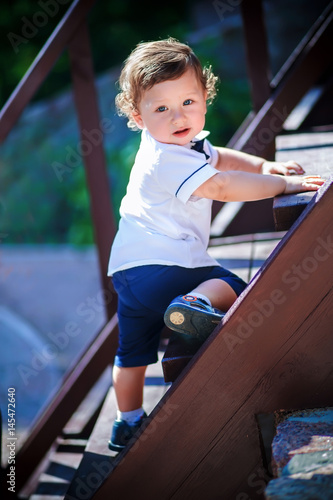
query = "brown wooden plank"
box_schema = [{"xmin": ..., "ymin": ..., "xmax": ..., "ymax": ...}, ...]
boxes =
[
  {"xmin": 240, "ymin": 0, "xmax": 271, "ymax": 112},
  {"xmin": 273, "ymin": 131, "xmax": 333, "ymax": 230},
  {"xmin": 275, "ymin": 131, "xmax": 333, "ymax": 177},
  {"xmin": 12, "ymin": 315, "xmax": 118, "ymax": 494},
  {"xmin": 68, "ymin": 20, "xmax": 117, "ymax": 313},
  {"xmin": 162, "ymin": 334, "xmax": 205, "ymax": 383},
  {"xmin": 162, "ymin": 235, "xmax": 283, "ymax": 383},
  {"xmin": 231, "ymin": 9, "xmax": 333, "ymax": 158},
  {"xmin": 92, "ymin": 180, "xmax": 333, "ymax": 500},
  {"xmin": 65, "ymin": 354, "xmax": 170, "ymax": 500}
]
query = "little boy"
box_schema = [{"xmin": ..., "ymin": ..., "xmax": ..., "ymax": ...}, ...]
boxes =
[{"xmin": 107, "ymin": 37, "xmax": 324, "ymax": 451}]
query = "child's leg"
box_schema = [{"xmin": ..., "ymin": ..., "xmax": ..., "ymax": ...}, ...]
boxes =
[
  {"xmin": 109, "ymin": 364, "xmax": 147, "ymax": 452},
  {"xmin": 164, "ymin": 267, "xmax": 246, "ymax": 339},
  {"xmin": 190, "ymin": 278, "xmax": 238, "ymax": 311},
  {"xmin": 112, "ymin": 364, "xmax": 147, "ymax": 412}
]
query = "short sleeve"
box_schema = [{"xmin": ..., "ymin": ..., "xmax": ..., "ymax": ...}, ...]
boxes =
[
  {"xmin": 155, "ymin": 144, "xmax": 218, "ymax": 204},
  {"xmin": 205, "ymin": 139, "xmax": 219, "ymax": 168}
]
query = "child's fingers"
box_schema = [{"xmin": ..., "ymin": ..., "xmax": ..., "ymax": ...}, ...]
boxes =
[
  {"xmin": 283, "ymin": 161, "xmax": 305, "ymax": 175},
  {"xmin": 284, "ymin": 175, "xmax": 326, "ymax": 194},
  {"xmin": 302, "ymin": 175, "xmax": 326, "ymax": 190}
]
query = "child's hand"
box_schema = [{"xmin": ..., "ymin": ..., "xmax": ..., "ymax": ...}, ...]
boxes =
[
  {"xmin": 262, "ymin": 160, "xmax": 305, "ymax": 176},
  {"xmin": 282, "ymin": 175, "xmax": 325, "ymax": 194}
]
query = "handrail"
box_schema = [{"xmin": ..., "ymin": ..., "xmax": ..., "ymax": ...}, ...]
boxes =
[
  {"xmin": 1, "ymin": 0, "xmax": 332, "ymax": 495},
  {"xmin": 1, "ymin": 1, "xmax": 119, "ymax": 494},
  {"xmin": 0, "ymin": 0, "xmax": 96, "ymax": 143},
  {"xmin": 228, "ymin": 2, "xmax": 333, "ymax": 157},
  {"xmin": 13, "ymin": 315, "xmax": 118, "ymax": 493},
  {"xmin": 230, "ymin": 9, "xmax": 333, "ymax": 157}
]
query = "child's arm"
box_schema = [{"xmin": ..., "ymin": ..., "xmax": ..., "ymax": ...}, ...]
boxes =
[
  {"xmin": 193, "ymin": 170, "xmax": 325, "ymax": 202},
  {"xmin": 214, "ymin": 147, "xmax": 304, "ymax": 176}
]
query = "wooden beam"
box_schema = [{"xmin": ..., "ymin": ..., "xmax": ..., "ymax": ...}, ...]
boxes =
[
  {"xmin": 231, "ymin": 7, "xmax": 333, "ymax": 158},
  {"xmin": 12, "ymin": 316, "xmax": 118, "ymax": 494},
  {"xmin": 92, "ymin": 180, "xmax": 333, "ymax": 499},
  {"xmin": 68, "ymin": 20, "xmax": 117, "ymax": 313},
  {"xmin": 240, "ymin": 0, "xmax": 271, "ymax": 112},
  {"xmin": 0, "ymin": 0, "xmax": 97, "ymax": 144},
  {"xmin": 273, "ymin": 131, "xmax": 333, "ymax": 230}
]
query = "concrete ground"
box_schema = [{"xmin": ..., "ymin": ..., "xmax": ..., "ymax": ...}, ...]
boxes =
[{"xmin": 0, "ymin": 245, "xmax": 107, "ymax": 443}]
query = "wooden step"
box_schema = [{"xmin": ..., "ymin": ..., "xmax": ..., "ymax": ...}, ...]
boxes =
[
  {"xmin": 162, "ymin": 232, "xmax": 284, "ymax": 383},
  {"xmin": 20, "ymin": 369, "xmax": 112, "ymax": 499},
  {"xmin": 64, "ymin": 352, "xmax": 170, "ymax": 500},
  {"xmin": 30, "ymin": 439, "xmax": 86, "ymax": 500},
  {"xmin": 273, "ymin": 130, "xmax": 333, "ymax": 230},
  {"xmin": 92, "ymin": 178, "xmax": 333, "ymax": 500}
]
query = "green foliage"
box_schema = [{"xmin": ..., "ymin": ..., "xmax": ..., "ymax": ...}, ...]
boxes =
[{"xmin": 0, "ymin": 1, "xmax": 252, "ymax": 245}]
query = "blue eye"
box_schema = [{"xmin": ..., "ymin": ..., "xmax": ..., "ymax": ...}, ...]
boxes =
[
  {"xmin": 183, "ymin": 99, "xmax": 193, "ymax": 106},
  {"xmin": 157, "ymin": 106, "xmax": 167, "ymax": 112}
]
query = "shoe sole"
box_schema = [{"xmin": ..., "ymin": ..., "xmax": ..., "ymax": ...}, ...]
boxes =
[
  {"xmin": 108, "ymin": 414, "xmax": 147, "ymax": 452},
  {"xmin": 108, "ymin": 440, "xmax": 125, "ymax": 452},
  {"xmin": 164, "ymin": 304, "xmax": 223, "ymax": 340}
]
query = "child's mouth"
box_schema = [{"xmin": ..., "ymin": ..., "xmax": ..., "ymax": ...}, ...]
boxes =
[{"xmin": 173, "ymin": 128, "xmax": 190, "ymax": 137}]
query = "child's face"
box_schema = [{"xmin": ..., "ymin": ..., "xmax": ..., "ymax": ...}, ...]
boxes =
[{"xmin": 132, "ymin": 68, "xmax": 207, "ymax": 145}]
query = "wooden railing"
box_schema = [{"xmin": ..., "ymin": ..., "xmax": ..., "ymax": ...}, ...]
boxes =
[
  {"xmin": 0, "ymin": 0, "xmax": 119, "ymax": 493},
  {"xmin": 1, "ymin": 0, "xmax": 332, "ymax": 495}
]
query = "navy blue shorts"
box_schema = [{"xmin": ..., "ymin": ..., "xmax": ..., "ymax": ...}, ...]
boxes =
[{"xmin": 112, "ymin": 265, "xmax": 247, "ymax": 368}]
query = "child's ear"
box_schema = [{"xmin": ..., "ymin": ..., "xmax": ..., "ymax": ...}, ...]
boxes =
[{"xmin": 132, "ymin": 112, "xmax": 144, "ymax": 129}]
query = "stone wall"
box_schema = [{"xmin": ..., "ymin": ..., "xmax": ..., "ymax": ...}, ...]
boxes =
[{"xmin": 265, "ymin": 408, "xmax": 333, "ymax": 499}]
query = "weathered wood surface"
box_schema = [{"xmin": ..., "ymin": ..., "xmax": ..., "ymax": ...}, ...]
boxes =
[
  {"xmin": 64, "ymin": 353, "xmax": 170, "ymax": 500},
  {"xmin": 162, "ymin": 233, "xmax": 284, "ymax": 383},
  {"xmin": 273, "ymin": 131, "xmax": 333, "ymax": 230},
  {"xmin": 14, "ymin": 315, "xmax": 119, "ymax": 495},
  {"xmin": 91, "ymin": 181, "xmax": 333, "ymax": 499}
]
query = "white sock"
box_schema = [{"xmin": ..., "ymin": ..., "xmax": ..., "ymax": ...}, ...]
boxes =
[
  {"xmin": 190, "ymin": 292, "xmax": 212, "ymax": 306},
  {"xmin": 117, "ymin": 407, "xmax": 145, "ymax": 426}
]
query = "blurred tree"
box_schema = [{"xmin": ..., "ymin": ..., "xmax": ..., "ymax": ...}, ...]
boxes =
[
  {"xmin": 0, "ymin": 0, "xmax": 190, "ymax": 107},
  {"xmin": 1, "ymin": 0, "xmax": 330, "ymax": 245}
]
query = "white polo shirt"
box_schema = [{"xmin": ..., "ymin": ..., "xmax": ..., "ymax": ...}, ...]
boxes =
[{"xmin": 108, "ymin": 129, "xmax": 220, "ymax": 275}]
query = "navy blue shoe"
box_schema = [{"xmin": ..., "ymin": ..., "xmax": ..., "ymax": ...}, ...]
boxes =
[
  {"xmin": 108, "ymin": 413, "xmax": 147, "ymax": 452},
  {"xmin": 164, "ymin": 295, "xmax": 224, "ymax": 340}
]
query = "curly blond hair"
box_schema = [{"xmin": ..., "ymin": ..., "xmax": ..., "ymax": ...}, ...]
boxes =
[{"xmin": 115, "ymin": 37, "xmax": 219, "ymax": 130}]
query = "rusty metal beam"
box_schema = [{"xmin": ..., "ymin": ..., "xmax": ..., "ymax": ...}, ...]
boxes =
[
  {"xmin": 0, "ymin": 0, "xmax": 97, "ymax": 143},
  {"xmin": 68, "ymin": 21, "xmax": 117, "ymax": 315}
]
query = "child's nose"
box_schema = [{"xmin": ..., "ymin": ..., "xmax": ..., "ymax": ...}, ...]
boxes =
[{"xmin": 172, "ymin": 108, "xmax": 186, "ymax": 124}]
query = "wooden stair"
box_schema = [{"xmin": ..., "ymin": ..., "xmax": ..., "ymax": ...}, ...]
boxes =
[
  {"xmin": 20, "ymin": 357, "xmax": 170, "ymax": 499},
  {"xmin": 162, "ymin": 232, "xmax": 285, "ymax": 383},
  {"xmin": 17, "ymin": 233, "xmax": 281, "ymax": 499},
  {"xmin": 22, "ymin": 131, "xmax": 333, "ymax": 500},
  {"xmin": 163, "ymin": 129, "xmax": 333, "ymax": 384},
  {"xmin": 20, "ymin": 369, "xmax": 112, "ymax": 499},
  {"xmin": 1, "ymin": 3, "xmax": 332, "ymax": 499},
  {"xmin": 86, "ymin": 162, "xmax": 333, "ymax": 498}
]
